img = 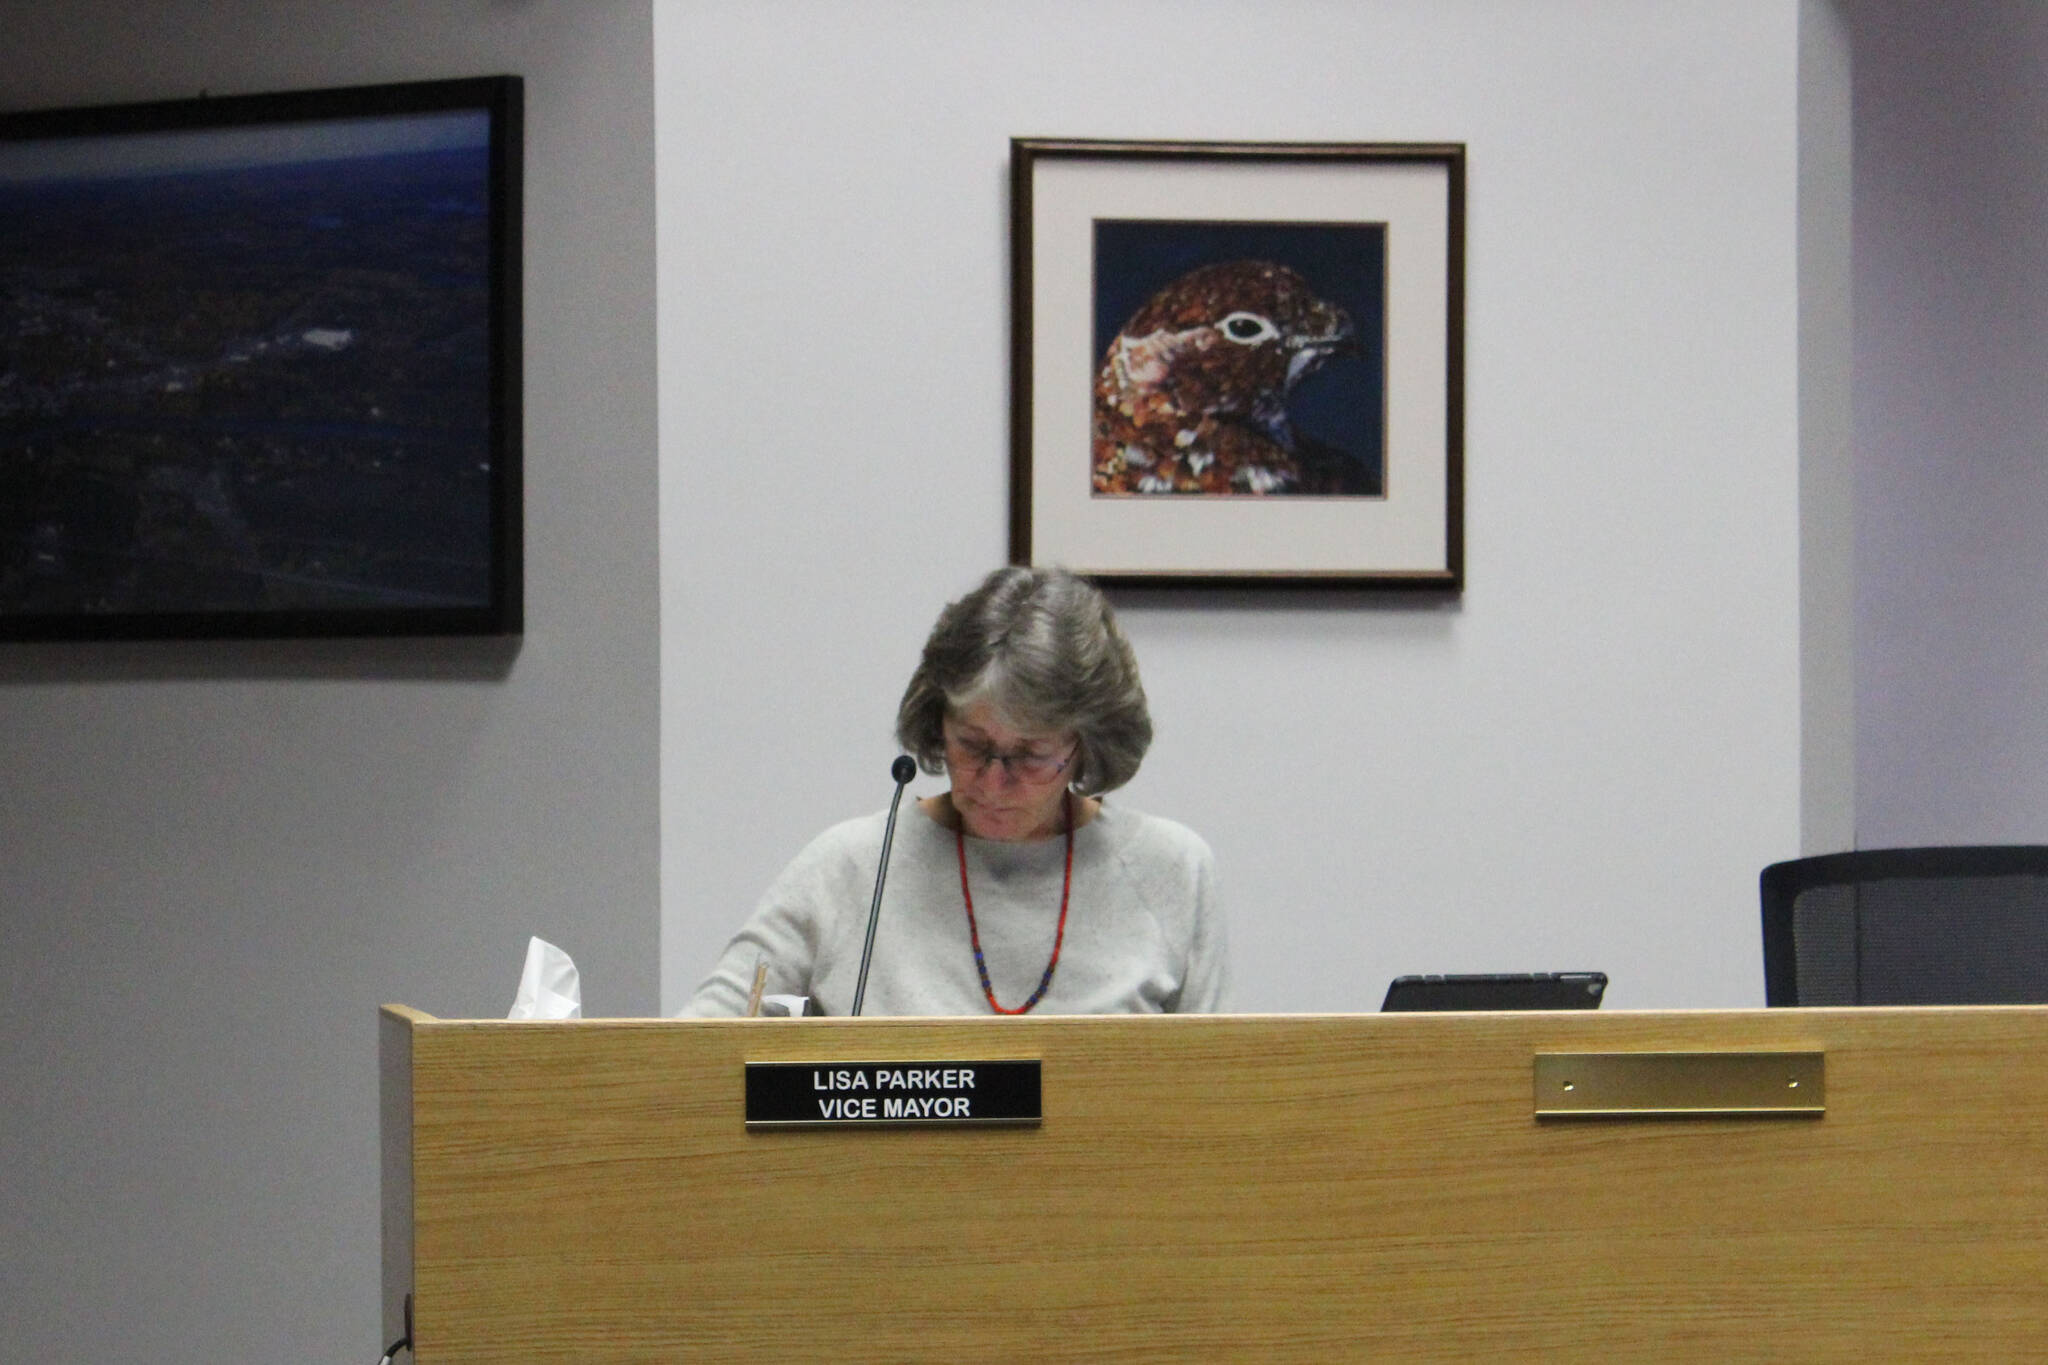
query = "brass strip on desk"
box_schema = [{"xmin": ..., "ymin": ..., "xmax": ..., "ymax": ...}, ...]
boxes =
[{"xmin": 1534, "ymin": 1051, "xmax": 1824, "ymax": 1118}]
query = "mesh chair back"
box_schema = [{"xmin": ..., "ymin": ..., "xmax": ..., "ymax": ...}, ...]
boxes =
[{"xmin": 1760, "ymin": 846, "xmax": 2048, "ymax": 1005}]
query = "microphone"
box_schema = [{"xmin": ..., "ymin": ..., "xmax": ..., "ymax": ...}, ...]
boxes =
[{"xmin": 850, "ymin": 755, "xmax": 918, "ymax": 1017}]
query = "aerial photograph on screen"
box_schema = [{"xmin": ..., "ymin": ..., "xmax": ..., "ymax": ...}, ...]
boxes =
[{"xmin": 0, "ymin": 109, "xmax": 498, "ymax": 621}]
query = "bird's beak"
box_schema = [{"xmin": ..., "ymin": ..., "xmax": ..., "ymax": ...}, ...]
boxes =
[
  {"xmin": 1283, "ymin": 314, "xmax": 1355, "ymax": 389},
  {"xmin": 1289, "ymin": 316, "xmax": 1357, "ymax": 357}
]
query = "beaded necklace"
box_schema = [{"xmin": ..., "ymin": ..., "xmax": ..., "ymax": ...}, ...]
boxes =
[{"xmin": 955, "ymin": 790, "xmax": 1073, "ymax": 1015}]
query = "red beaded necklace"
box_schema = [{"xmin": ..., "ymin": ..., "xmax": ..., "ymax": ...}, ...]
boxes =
[{"xmin": 955, "ymin": 790, "xmax": 1073, "ymax": 1015}]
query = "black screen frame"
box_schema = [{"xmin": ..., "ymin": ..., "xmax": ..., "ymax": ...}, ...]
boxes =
[{"xmin": 0, "ymin": 75, "xmax": 523, "ymax": 641}]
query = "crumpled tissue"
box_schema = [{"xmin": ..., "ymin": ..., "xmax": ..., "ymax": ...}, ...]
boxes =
[{"xmin": 507, "ymin": 936, "xmax": 582, "ymax": 1019}]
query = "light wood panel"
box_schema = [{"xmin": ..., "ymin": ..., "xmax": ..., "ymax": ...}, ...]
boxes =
[{"xmin": 383, "ymin": 1007, "xmax": 2048, "ymax": 1361}]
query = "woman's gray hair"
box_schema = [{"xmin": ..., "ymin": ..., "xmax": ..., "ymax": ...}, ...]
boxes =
[{"xmin": 895, "ymin": 566, "xmax": 1152, "ymax": 796}]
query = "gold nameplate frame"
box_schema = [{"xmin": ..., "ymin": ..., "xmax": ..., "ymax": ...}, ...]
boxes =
[{"xmin": 1534, "ymin": 1051, "xmax": 1824, "ymax": 1118}]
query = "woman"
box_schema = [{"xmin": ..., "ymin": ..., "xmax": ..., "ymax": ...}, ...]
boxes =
[{"xmin": 681, "ymin": 566, "xmax": 1225, "ymax": 1016}]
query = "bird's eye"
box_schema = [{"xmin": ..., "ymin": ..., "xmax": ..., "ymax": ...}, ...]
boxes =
[{"xmin": 1218, "ymin": 312, "xmax": 1279, "ymax": 345}]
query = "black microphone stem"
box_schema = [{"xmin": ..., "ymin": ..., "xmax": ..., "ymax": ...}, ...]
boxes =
[{"xmin": 851, "ymin": 756, "xmax": 917, "ymax": 1017}]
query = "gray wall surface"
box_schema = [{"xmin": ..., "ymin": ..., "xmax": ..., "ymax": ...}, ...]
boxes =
[
  {"xmin": 1801, "ymin": 0, "xmax": 1857, "ymax": 853},
  {"xmin": 0, "ymin": 3, "xmax": 658, "ymax": 1360},
  {"xmin": 1851, "ymin": 0, "xmax": 2048, "ymax": 845}
]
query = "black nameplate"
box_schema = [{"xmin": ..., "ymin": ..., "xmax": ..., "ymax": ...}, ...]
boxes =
[{"xmin": 744, "ymin": 1060, "xmax": 1041, "ymax": 1128}]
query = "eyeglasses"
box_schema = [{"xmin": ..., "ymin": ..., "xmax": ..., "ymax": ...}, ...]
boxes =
[{"xmin": 944, "ymin": 733, "xmax": 1076, "ymax": 784}]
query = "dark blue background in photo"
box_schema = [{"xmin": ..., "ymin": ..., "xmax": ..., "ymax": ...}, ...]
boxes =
[
  {"xmin": 1092, "ymin": 219, "xmax": 1386, "ymax": 495},
  {"xmin": 0, "ymin": 143, "xmax": 494, "ymax": 616}
]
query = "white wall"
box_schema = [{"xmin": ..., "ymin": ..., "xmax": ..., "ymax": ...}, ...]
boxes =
[
  {"xmin": 0, "ymin": 3, "xmax": 658, "ymax": 1360},
  {"xmin": 1851, "ymin": 0, "xmax": 2048, "ymax": 845},
  {"xmin": 659, "ymin": 0, "xmax": 1834, "ymax": 1015}
]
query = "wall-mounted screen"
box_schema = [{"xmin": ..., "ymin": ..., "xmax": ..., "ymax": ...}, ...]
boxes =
[{"xmin": 0, "ymin": 75, "xmax": 522, "ymax": 640}]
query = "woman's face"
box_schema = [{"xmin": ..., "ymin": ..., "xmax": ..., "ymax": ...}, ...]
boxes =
[{"xmin": 942, "ymin": 700, "xmax": 1077, "ymax": 842}]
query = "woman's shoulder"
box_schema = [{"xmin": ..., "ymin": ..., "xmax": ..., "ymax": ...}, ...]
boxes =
[
  {"xmin": 785, "ymin": 804, "xmax": 950, "ymax": 869},
  {"xmin": 773, "ymin": 809, "xmax": 889, "ymax": 876},
  {"xmin": 1093, "ymin": 801, "xmax": 1214, "ymax": 867},
  {"xmin": 812, "ymin": 808, "xmax": 891, "ymax": 843}
]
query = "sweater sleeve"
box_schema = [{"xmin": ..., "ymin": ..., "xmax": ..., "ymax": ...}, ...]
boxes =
[
  {"xmin": 676, "ymin": 822, "xmax": 859, "ymax": 1017},
  {"xmin": 1171, "ymin": 830, "xmax": 1228, "ymax": 1013}
]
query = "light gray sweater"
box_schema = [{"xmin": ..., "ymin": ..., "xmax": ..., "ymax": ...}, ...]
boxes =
[{"xmin": 680, "ymin": 801, "xmax": 1225, "ymax": 1017}]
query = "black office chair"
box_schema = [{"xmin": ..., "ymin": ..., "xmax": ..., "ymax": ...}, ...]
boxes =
[{"xmin": 1760, "ymin": 845, "xmax": 2048, "ymax": 1005}]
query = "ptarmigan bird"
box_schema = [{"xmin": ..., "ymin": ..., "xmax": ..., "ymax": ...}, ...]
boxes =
[{"xmin": 1091, "ymin": 259, "xmax": 1365, "ymax": 495}]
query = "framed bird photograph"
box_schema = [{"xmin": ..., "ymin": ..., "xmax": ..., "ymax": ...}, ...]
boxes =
[{"xmin": 1010, "ymin": 139, "xmax": 1463, "ymax": 589}]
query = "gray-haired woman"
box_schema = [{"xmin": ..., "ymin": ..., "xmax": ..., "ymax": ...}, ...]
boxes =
[{"xmin": 682, "ymin": 566, "xmax": 1226, "ymax": 1017}]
